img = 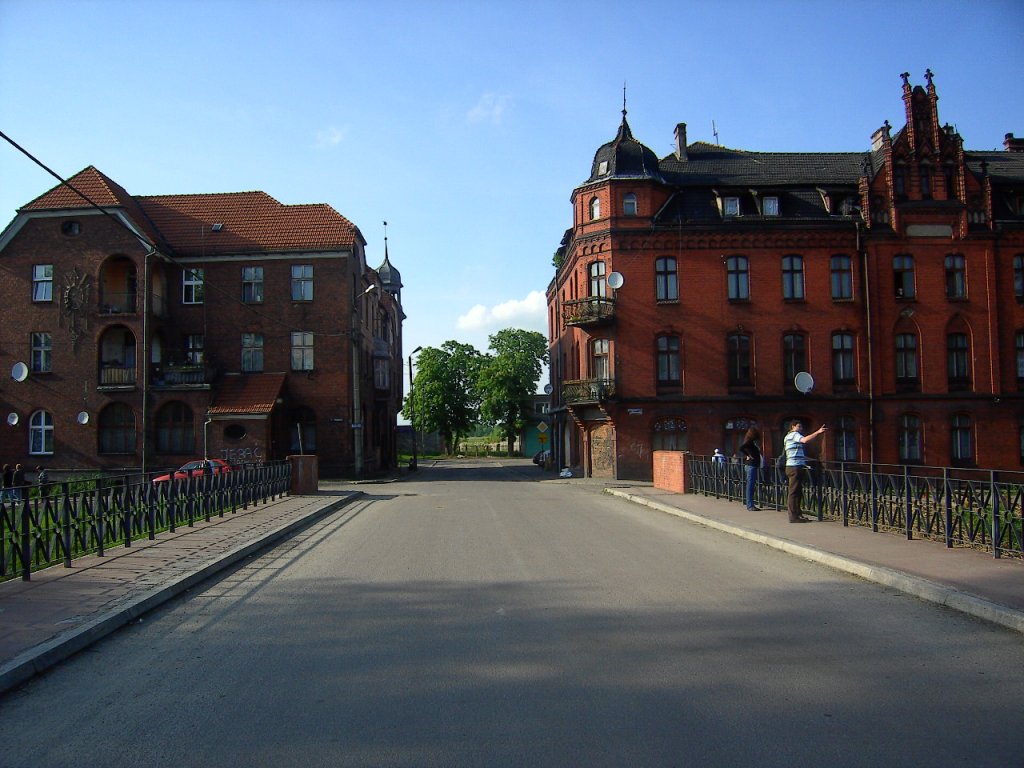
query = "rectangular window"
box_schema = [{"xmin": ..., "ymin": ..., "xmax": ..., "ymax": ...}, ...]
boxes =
[
  {"xmin": 951, "ymin": 415, "xmax": 972, "ymax": 464},
  {"xmin": 291, "ymin": 265, "xmax": 313, "ymax": 301},
  {"xmin": 242, "ymin": 266, "xmax": 264, "ymax": 304},
  {"xmin": 895, "ymin": 333, "xmax": 919, "ymax": 391},
  {"xmin": 31, "ymin": 332, "xmax": 52, "ymax": 373},
  {"xmin": 727, "ymin": 334, "xmax": 752, "ymax": 387},
  {"xmin": 831, "ymin": 255, "xmax": 853, "ymax": 300},
  {"xmin": 374, "ymin": 358, "xmax": 389, "ymax": 390},
  {"xmin": 655, "ymin": 257, "xmax": 678, "ymax": 301},
  {"xmin": 782, "ymin": 255, "xmax": 805, "ymax": 300},
  {"xmin": 588, "ymin": 262, "xmax": 606, "ymax": 298},
  {"xmin": 945, "ymin": 254, "xmax": 966, "ymax": 299},
  {"xmin": 182, "ymin": 269, "xmax": 204, "ymax": 304},
  {"xmin": 947, "ymin": 333, "xmax": 970, "ymax": 391},
  {"xmin": 894, "ymin": 255, "xmax": 915, "ymax": 299},
  {"xmin": 290, "ymin": 332, "xmax": 314, "ymax": 371},
  {"xmin": 656, "ymin": 335, "xmax": 681, "ymax": 385},
  {"xmin": 727, "ymin": 256, "xmax": 749, "ymax": 301},
  {"xmin": 763, "ymin": 196, "xmax": 779, "ymax": 216},
  {"xmin": 242, "ymin": 333, "xmax": 264, "ymax": 372},
  {"xmin": 899, "ymin": 414, "xmax": 922, "ymax": 463},
  {"xmin": 1017, "ymin": 331, "xmax": 1024, "ymax": 390},
  {"xmin": 723, "ymin": 197, "xmax": 740, "ymax": 217},
  {"xmin": 32, "ymin": 265, "xmax": 53, "ymax": 302},
  {"xmin": 783, "ymin": 333, "xmax": 806, "ymax": 385},
  {"xmin": 1015, "ymin": 255, "xmax": 1024, "ymax": 301},
  {"xmin": 835, "ymin": 416, "xmax": 857, "ymax": 462},
  {"xmin": 185, "ymin": 334, "xmax": 205, "ymax": 365},
  {"xmin": 832, "ymin": 333, "xmax": 855, "ymax": 385}
]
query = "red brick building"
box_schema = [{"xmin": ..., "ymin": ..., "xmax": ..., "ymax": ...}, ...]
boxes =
[
  {"xmin": 0, "ymin": 167, "xmax": 404, "ymax": 477},
  {"xmin": 546, "ymin": 72, "xmax": 1024, "ymax": 479}
]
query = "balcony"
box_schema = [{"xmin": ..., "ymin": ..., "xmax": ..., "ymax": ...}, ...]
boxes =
[
  {"xmin": 563, "ymin": 378, "xmax": 616, "ymax": 405},
  {"xmin": 98, "ymin": 364, "xmax": 137, "ymax": 388},
  {"xmin": 98, "ymin": 291, "xmax": 138, "ymax": 315},
  {"xmin": 151, "ymin": 363, "xmax": 214, "ymax": 388},
  {"xmin": 562, "ymin": 297, "xmax": 616, "ymax": 327}
]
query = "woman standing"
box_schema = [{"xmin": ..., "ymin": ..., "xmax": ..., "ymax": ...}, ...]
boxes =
[{"xmin": 738, "ymin": 427, "xmax": 762, "ymax": 511}]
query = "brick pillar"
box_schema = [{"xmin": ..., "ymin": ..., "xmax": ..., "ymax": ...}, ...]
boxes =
[
  {"xmin": 288, "ymin": 454, "xmax": 319, "ymax": 494},
  {"xmin": 652, "ymin": 451, "xmax": 688, "ymax": 493}
]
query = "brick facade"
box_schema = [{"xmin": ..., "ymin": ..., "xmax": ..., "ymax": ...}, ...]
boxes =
[
  {"xmin": 547, "ymin": 73, "xmax": 1024, "ymax": 480},
  {"xmin": 0, "ymin": 168, "xmax": 404, "ymax": 477}
]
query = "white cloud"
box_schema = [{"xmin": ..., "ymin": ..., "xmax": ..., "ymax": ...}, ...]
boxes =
[
  {"xmin": 313, "ymin": 125, "xmax": 347, "ymax": 148},
  {"xmin": 466, "ymin": 93, "xmax": 511, "ymax": 125},
  {"xmin": 457, "ymin": 290, "xmax": 547, "ymax": 334}
]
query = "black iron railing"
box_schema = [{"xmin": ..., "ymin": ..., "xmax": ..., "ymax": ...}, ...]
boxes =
[
  {"xmin": 563, "ymin": 378, "xmax": 616, "ymax": 404},
  {"xmin": 0, "ymin": 461, "xmax": 292, "ymax": 582},
  {"xmin": 562, "ymin": 297, "xmax": 615, "ymax": 326},
  {"xmin": 689, "ymin": 456, "xmax": 1024, "ymax": 559}
]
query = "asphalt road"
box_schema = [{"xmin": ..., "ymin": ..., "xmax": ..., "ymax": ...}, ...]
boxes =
[{"xmin": 1, "ymin": 460, "xmax": 1021, "ymax": 767}]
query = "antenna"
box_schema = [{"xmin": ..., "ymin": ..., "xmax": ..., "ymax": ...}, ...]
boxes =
[{"xmin": 712, "ymin": 120, "xmax": 720, "ymax": 145}]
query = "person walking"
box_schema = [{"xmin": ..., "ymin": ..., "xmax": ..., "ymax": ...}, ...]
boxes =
[
  {"xmin": 784, "ymin": 420, "xmax": 826, "ymax": 523},
  {"xmin": 12, "ymin": 464, "xmax": 26, "ymax": 501},
  {"xmin": 738, "ymin": 427, "xmax": 763, "ymax": 511},
  {"xmin": 36, "ymin": 466, "xmax": 49, "ymax": 497}
]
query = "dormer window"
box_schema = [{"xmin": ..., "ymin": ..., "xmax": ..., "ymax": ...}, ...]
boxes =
[
  {"xmin": 598, "ymin": 161, "xmax": 609, "ymax": 176},
  {"xmin": 763, "ymin": 196, "xmax": 779, "ymax": 216},
  {"xmin": 724, "ymin": 197, "xmax": 740, "ymax": 217}
]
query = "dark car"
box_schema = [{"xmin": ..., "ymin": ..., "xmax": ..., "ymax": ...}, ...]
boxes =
[
  {"xmin": 152, "ymin": 458, "xmax": 233, "ymax": 484},
  {"xmin": 532, "ymin": 450, "xmax": 551, "ymax": 466}
]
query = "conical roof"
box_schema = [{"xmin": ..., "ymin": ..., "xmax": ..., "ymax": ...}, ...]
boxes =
[
  {"xmin": 376, "ymin": 243, "xmax": 402, "ymax": 294},
  {"xmin": 586, "ymin": 112, "xmax": 663, "ymax": 184}
]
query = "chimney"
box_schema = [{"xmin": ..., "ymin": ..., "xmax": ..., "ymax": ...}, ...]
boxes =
[
  {"xmin": 674, "ymin": 123, "xmax": 688, "ymax": 161},
  {"xmin": 1005, "ymin": 133, "xmax": 1024, "ymax": 153}
]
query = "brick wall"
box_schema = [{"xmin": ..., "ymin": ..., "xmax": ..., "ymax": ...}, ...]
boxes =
[{"xmin": 652, "ymin": 450, "xmax": 687, "ymax": 493}]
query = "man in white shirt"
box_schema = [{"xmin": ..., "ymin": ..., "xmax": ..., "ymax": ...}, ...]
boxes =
[{"xmin": 784, "ymin": 420, "xmax": 826, "ymax": 522}]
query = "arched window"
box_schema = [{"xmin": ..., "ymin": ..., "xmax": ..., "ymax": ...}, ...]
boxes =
[
  {"xmin": 589, "ymin": 196, "xmax": 601, "ymax": 220},
  {"xmin": 652, "ymin": 418, "xmax": 688, "ymax": 452},
  {"xmin": 623, "ymin": 193, "xmax": 637, "ymax": 216},
  {"xmin": 98, "ymin": 403, "xmax": 136, "ymax": 454},
  {"xmin": 290, "ymin": 406, "xmax": 317, "ymax": 453},
  {"xmin": 29, "ymin": 410, "xmax": 54, "ymax": 455},
  {"xmin": 723, "ymin": 417, "xmax": 757, "ymax": 458},
  {"xmin": 947, "ymin": 332, "xmax": 971, "ymax": 391},
  {"xmin": 726, "ymin": 256, "xmax": 749, "ymax": 300},
  {"xmin": 156, "ymin": 401, "xmax": 195, "ymax": 455},
  {"xmin": 782, "ymin": 255, "xmax": 804, "ymax": 300},
  {"xmin": 655, "ymin": 257, "xmax": 678, "ymax": 301},
  {"xmin": 895, "ymin": 333, "xmax": 919, "ymax": 391}
]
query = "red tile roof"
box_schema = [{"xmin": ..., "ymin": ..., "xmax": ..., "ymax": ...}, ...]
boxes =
[
  {"xmin": 208, "ymin": 373, "xmax": 286, "ymax": 415},
  {"xmin": 20, "ymin": 166, "xmax": 359, "ymax": 255}
]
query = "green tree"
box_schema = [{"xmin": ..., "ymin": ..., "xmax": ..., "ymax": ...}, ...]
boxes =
[
  {"xmin": 478, "ymin": 328, "xmax": 549, "ymax": 455},
  {"xmin": 404, "ymin": 341, "xmax": 483, "ymax": 454}
]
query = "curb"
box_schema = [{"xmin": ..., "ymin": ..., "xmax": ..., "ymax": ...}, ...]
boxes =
[
  {"xmin": 0, "ymin": 493, "xmax": 360, "ymax": 696},
  {"xmin": 606, "ymin": 488, "xmax": 1024, "ymax": 635}
]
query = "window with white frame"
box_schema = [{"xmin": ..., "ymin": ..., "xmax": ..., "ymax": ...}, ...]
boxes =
[
  {"xmin": 655, "ymin": 257, "xmax": 678, "ymax": 301},
  {"xmin": 31, "ymin": 332, "xmax": 52, "ymax": 373},
  {"xmin": 291, "ymin": 265, "xmax": 313, "ymax": 301},
  {"xmin": 623, "ymin": 193, "xmax": 637, "ymax": 216},
  {"xmin": 185, "ymin": 334, "xmax": 205, "ymax": 365},
  {"xmin": 242, "ymin": 266, "xmax": 264, "ymax": 303},
  {"xmin": 763, "ymin": 196, "xmax": 780, "ymax": 216},
  {"xmin": 723, "ymin": 197, "xmax": 740, "ymax": 217},
  {"xmin": 242, "ymin": 333, "xmax": 264, "ymax": 372},
  {"xmin": 182, "ymin": 269, "xmax": 204, "ymax": 304},
  {"xmin": 32, "ymin": 265, "xmax": 53, "ymax": 302},
  {"xmin": 290, "ymin": 332, "xmax": 314, "ymax": 371},
  {"xmin": 782, "ymin": 255, "xmax": 805, "ymax": 300},
  {"xmin": 29, "ymin": 410, "xmax": 54, "ymax": 455},
  {"xmin": 589, "ymin": 197, "xmax": 601, "ymax": 220}
]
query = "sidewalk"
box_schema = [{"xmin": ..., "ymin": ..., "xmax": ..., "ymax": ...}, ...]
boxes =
[
  {"xmin": 0, "ymin": 491, "xmax": 360, "ymax": 695},
  {"xmin": 595, "ymin": 481, "xmax": 1024, "ymax": 634}
]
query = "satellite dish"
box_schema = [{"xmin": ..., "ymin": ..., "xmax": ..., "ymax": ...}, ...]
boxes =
[
  {"xmin": 794, "ymin": 371, "xmax": 815, "ymax": 394},
  {"xmin": 607, "ymin": 272, "xmax": 624, "ymax": 290},
  {"xmin": 544, "ymin": 383, "xmax": 553, "ymax": 395},
  {"xmin": 11, "ymin": 362, "xmax": 28, "ymax": 382},
  {"xmin": 77, "ymin": 411, "xmax": 90, "ymax": 425},
  {"xmin": 6, "ymin": 413, "xmax": 18, "ymax": 426}
]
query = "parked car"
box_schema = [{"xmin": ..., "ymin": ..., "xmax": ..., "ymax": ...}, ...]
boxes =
[
  {"xmin": 532, "ymin": 450, "xmax": 551, "ymax": 467},
  {"xmin": 152, "ymin": 458, "xmax": 233, "ymax": 484}
]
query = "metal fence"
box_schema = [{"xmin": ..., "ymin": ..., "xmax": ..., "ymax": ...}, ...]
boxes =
[
  {"xmin": 689, "ymin": 456, "xmax": 1024, "ymax": 560},
  {"xmin": 0, "ymin": 461, "xmax": 292, "ymax": 582}
]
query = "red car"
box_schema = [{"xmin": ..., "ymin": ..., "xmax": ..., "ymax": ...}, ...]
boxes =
[{"xmin": 152, "ymin": 458, "xmax": 233, "ymax": 483}]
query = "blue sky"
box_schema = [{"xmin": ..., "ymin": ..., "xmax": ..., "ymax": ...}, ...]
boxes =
[{"xmin": 2, "ymin": 0, "xmax": 1022, "ymax": 376}]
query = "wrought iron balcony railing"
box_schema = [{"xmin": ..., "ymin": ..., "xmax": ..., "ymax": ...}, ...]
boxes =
[
  {"xmin": 563, "ymin": 378, "xmax": 616, "ymax": 404},
  {"xmin": 98, "ymin": 292, "xmax": 138, "ymax": 315},
  {"xmin": 151, "ymin": 364, "xmax": 214, "ymax": 387},
  {"xmin": 98, "ymin": 365, "xmax": 137, "ymax": 387},
  {"xmin": 562, "ymin": 297, "xmax": 616, "ymax": 327}
]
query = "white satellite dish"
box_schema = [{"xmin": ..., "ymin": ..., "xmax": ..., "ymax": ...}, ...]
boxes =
[
  {"xmin": 794, "ymin": 371, "xmax": 815, "ymax": 394},
  {"xmin": 6, "ymin": 412, "xmax": 18, "ymax": 426},
  {"xmin": 11, "ymin": 362, "xmax": 28, "ymax": 382},
  {"xmin": 77, "ymin": 411, "xmax": 90, "ymax": 425},
  {"xmin": 607, "ymin": 271, "xmax": 624, "ymax": 290},
  {"xmin": 544, "ymin": 383, "xmax": 553, "ymax": 395}
]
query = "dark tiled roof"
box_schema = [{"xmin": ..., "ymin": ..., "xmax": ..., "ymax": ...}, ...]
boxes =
[
  {"xmin": 208, "ymin": 373, "xmax": 286, "ymax": 415},
  {"xmin": 586, "ymin": 115, "xmax": 663, "ymax": 184},
  {"xmin": 659, "ymin": 145, "xmax": 868, "ymax": 186}
]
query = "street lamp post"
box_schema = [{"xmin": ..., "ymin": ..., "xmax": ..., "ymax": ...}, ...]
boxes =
[{"xmin": 408, "ymin": 346, "xmax": 422, "ymax": 470}]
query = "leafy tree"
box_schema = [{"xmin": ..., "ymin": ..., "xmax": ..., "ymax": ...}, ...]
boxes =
[
  {"xmin": 404, "ymin": 341, "xmax": 482, "ymax": 454},
  {"xmin": 478, "ymin": 329, "xmax": 549, "ymax": 454}
]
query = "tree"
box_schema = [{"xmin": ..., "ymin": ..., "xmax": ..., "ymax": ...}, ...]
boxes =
[
  {"xmin": 478, "ymin": 329, "xmax": 549, "ymax": 455},
  {"xmin": 404, "ymin": 341, "xmax": 482, "ymax": 454}
]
